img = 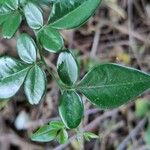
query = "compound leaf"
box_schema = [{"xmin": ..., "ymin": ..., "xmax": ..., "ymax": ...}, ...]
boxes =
[
  {"xmin": 24, "ymin": 65, "xmax": 46, "ymax": 105},
  {"xmin": 38, "ymin": 25, "xmax": 64, "ymax": 53},
  {"xmin": 49, "ymin": 0, "xmax": 102, "ymax": 29},
  {"xmin": 17, "ymin": 34, "xmax": 37, "ymax": 64},
  {"xmin": 59, "ymin": 91, "xmax": 84, "ymax": 129},
  {"xmin": 57, "ymin": 50, "xmax": 78, "ymax": 85},
  {"xmin": 78, "ymin": 64, "xmax": 150, "ymax": 109},
  {"xmin": 0, "ymin": 57, "xmax": 30, "ymax": 99},
  {"xmin": 24, "ymin": 2, "xmax": 43, "ymax": 29}
]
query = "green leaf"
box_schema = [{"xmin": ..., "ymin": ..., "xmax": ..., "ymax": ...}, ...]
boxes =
[
  {"xmin": 0, "ymin": 57, "xmax": 30, "ymax": 99},
  {"xmin": 78, "ymin": 64, "xmax": 150, "ymax": 109},
  {"xmin": 0, "ymin": 14, "xmax": 8, "ymax": 25},
  {"xmin": 48, "ymin": 0, "xmax": 102, "ymax": 29},
  {"xmin": 31, "ymin": 125, "xmax": 57, "ymax": 142},
  {"xmin": 32, "ymin": 0, "xmax": 54, "ymax": 5},
  {"xmin": 49, "ymin": 121, "xmax": 65, "ymax": 130},
  {"xmin": 40, "ymin": 0, "xmax": 54, "ymax": 4},
  {"xmin": 2, "ymin": 12, "xmax": 22, "ymax": 39},
  {"xmin": 24, "ymin": 65, "xmax": 46, "ymax": 105},
  {"xmin": 20, "ymin": 0, "xmax": 54, "ymax": 6},
  {"xmin": 38, "ymin": 25, "xmax": 64, "ymax": 53},
  {"xmin": 17, "ymin": 34, "xmax": 37, "ymax": 64},
  {"xmin": 57, "ymin": 129, "xmax": 68, "ymax": 144},
  {"xmin": 24, "ymin": 2, "xmax": 43, "ymax": 29},
  {"xmin": 59, "ymin": 91, "xmax": 84, "ymax": 129},
  {"xmin": 0, "ymin": 0, "xmax": 19, "ymax": 14},
  {"xmin": 83, "ymin": 132, "xmax": 99, "ymax": 141},
  {"xmin": 57, "ymin": 50, "xmax": 79, "ymax": 86}
]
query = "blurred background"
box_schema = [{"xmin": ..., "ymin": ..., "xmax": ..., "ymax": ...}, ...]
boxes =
[{"xmin": 0, "ymin": 0, "xmax": 150, "ymax": 149}]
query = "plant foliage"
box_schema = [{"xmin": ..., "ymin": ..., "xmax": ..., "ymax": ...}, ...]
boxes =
[{"xmin": 0, "ymin": 0, "xmax": 150, "ymax": 145}]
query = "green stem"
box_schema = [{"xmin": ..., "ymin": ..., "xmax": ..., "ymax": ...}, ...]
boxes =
[{"xmin": 36, "ymin": 38, "xmax": 63, "ymax": 91}]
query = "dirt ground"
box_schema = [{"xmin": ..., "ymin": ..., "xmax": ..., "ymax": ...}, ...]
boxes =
[{"xmin": 0, "ymin": 0, "xmax": 150, "ymax": 150}]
